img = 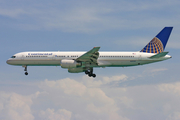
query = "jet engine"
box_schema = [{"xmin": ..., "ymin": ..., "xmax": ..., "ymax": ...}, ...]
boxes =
[{"xmin": 61, "ymin": 60, "xmax": 81, "ymax": 68}]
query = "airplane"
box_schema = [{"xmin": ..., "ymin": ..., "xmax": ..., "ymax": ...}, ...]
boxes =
[{"xmin": 6, "ymin": 27, "xmax": 173, "ymax": 78}]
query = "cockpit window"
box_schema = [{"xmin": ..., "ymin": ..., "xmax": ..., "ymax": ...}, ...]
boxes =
[{"xmin": 11, "ymin": 56, "xmax": 16, "ymax": 58}]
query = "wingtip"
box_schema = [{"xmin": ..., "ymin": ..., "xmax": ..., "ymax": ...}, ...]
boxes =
[{"xmin": 94, "ymin": 47, "xmax": 100, "ymax": 48}]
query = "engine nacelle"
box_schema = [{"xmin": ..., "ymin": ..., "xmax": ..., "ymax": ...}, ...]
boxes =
[
  {"xmin": 61, "ymin": 59, "xmax": 81, "ymax": 68},
  {"xmin": 68, "ymin": 68, "xmax": 84, "ymax": 73}
]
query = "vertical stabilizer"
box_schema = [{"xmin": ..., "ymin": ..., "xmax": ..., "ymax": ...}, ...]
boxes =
[{"xmin": 140, "ymin": 27, "xmax": 173, "ymax": 53}]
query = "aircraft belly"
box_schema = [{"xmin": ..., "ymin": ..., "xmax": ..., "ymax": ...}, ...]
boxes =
[
  {"xmin": 139, "ymin": 60, "xmax": 161, "ymax": 65},
  {"xmin": 9, "ymin": 60, "xmax": 60, "ymax": 66},
  {"xmin": 98, "ymin": 59, "xmax": 159, "ymax": 67},
  {"xmin": 98, "ymin": 60, "xmax": 139, "ymax": 67},
  {"xmin": 28, "ymin": 60, "xmax": 60, "ymax": 66},
  {"xmin": 110, "ymin": 60, "xmax": 139, "ymax": 66}
]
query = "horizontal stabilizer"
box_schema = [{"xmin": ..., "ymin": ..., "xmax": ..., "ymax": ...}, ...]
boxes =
[{"xmin": 149, "ymin": 52, "xmax": 169, "ymax": 59}]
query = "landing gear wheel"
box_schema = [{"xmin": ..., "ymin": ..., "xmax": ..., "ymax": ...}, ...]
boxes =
[
  {"xmin": 25, "ymin": 72, "xmax": 28, "ymax": 75},
  {"xmin": 88, "ymin": 74, "xmax": 92, "ymax": 77},
  {"xmin": 85, "ymin": 71, "xmax": 89, "ymax": 75},
  {"xmin": 92, "ymin": 74, "xmax": 96, "ymax": 78}
]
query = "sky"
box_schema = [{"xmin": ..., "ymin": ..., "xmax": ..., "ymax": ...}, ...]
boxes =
[{"xmin": 0, "ymin": 0, "xmax": 180, "ymax": 120}]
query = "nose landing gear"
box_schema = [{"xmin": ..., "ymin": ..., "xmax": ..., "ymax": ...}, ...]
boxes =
[{"xmin": 23, "ymin": 65, "xmax": 28, "ymax": 75}]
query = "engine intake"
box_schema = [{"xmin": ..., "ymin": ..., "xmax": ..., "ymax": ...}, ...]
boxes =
[{"xmin": 61, "ymin": 60, "xmax": 81, "ymax": 68}]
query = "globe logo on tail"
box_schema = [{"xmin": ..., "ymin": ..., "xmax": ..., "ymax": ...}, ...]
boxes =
[{"xmin": 140, "ymin": 37, "xmax": 164, "ymax": 53}]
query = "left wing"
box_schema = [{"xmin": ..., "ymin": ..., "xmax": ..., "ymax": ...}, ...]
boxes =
[{"xmin": 76, "ymin": 47, "xmax": 100, "ymax": 64}]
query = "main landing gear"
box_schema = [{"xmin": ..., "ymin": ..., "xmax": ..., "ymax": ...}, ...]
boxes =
[
  {"xmin": 23, "ymin": 65, "xmax": 28, "ymax": 75},
  {"xmin": 85, "ymin": 68, "xmax": 96, "ymax": 78}
]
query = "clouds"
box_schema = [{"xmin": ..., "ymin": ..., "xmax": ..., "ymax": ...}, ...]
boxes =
[
  {"xmin": 39, "ymin": 108, "xmax": 72, "ymax": 120},
  {"xmin": 150, "ymin": 68, "xmax": 168, "ymax": 73},
  {"xmin": 40, "ymin": 78, "xmax": 86, "ymax": 96},
  {"xmin": 159, "ymin": 82, "xmax": 180, "ymax": 96},
  {"xmin": 0, "ymin": 0, "xmax": 180, "ymax": 33},
  {"xmin": 39, "ymin": 77, "xmax": 126, "ymax": 120},
  {"xmin": 1, "ymin": 0, "xmax": 179, "ymax": 52},
  {"xmin": 1, "ymin": 73, "xmax": 180, "ymax": 120},
  {"xmin": 167, "ymin": 112, "xmax": 180, "ymax": 120},
  {"xmin": 0, "ymin": 92, "xmax": 34, "ymax": 120},
  {"xmin": 38, "ymin": 76, "xmax": 180, "ymax": 120},
  {"xmin": 82, "ymin": 74, "xmax": 128, "ymax": 87}
]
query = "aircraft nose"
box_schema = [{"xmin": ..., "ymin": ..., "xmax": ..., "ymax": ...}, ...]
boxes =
[{"xmin": 6, "ymin": 60, "xmax": 11, "ymax": 64}]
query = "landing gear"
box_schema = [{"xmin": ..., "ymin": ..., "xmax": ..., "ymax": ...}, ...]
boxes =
[
  {"xmin": 85, "ymin": 71, "xmax": 89, "ymax": 75},
  {"xmin": 23, "ymin": 65, "xmax": 28, "ymax": 75},
  {"xmin": 85, "ymin": 68, "xmax": 96, "ymax": 78},
  {"xmin": 88, "ymin": 73, "xmax": 96, "ymax": 77}
]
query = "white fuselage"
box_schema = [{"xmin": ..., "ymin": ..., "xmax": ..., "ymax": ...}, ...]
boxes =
[{"xmin": 6, "ymin": 51, "xmax": 171, "ymax": 67}]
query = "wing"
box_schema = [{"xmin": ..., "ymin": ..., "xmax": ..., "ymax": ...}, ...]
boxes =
[{"xmin": 76, "ymin": 47, "xmax": 100, "ymax": 64}]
